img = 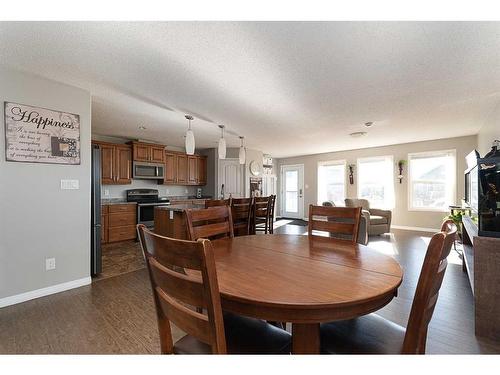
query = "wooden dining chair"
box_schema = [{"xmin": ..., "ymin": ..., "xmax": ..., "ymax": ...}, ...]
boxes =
[
  {"xmin": 230, "ymin": 197, "xmax": 254, "ymax": 237},
  {"xmin": 308, "ymin": 204, "xmax": 362, "ymax": 244},
  {"xmin": 320, "ymin": 219, "xmax": 457, "ymax": 354},
  {"xmin": 205, "ymin": 198, "xmax": 231, "ymax": 208},
  {"xmin": 185, "ymin": 206, "xmax": 234, "ymax": 241},
  {"xmin": 252, "ymin": 196, "xmax": 271, "ymax": 234},
  {"xmin": 137, "ymin": 224, "xmax": 292, "ymax": 354}
]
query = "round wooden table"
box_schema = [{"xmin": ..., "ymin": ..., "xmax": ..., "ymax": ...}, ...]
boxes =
[{"xmin": 210, "ymin": 234, "xmax": 403, "ymax": 354}]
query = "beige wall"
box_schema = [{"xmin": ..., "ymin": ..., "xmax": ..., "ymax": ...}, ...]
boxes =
[
  {"xmin": 0, "ymin": 67, "xmax": 91, "ymax": 304},
  {"xmin": 277, "ymin": 135, "xmax": 477, "ymax": 230},
  {"xmin": 478, "ymin": 103, "xmax": 500, "ymax": 156}
]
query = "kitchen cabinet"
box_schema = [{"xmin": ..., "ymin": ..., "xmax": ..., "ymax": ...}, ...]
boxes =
[
  {"xmin": 164, "ymin": 152, "xmax": 177, "ymax": 184},
  {"xmin": 130, "ymin": 141, "xmax": 165, "ymax": 163},
  {"xmin": 163, "ymin": 151, "xmax": 207, "ymax": 186},
  {"xmin": 93, "ymin": 141, "xmax": 132, "ymax": 185},
  {"xmin": 102, "ymin": 203, "xmax": 137, "ymax": 243},
  {"xmin": 176, "ymin": 154, "xmax": 188, "ymax": 184},
  {"xmin": 188, "ymin": 155, "xmax": 198, "ymax": 185},
  {"xmin": 197, "ymin": 156, "xmax": 207, "ymax": 185},
  {"xmin": 100, "ymin": 144, "xmax": 115, "ymax": 185},
  {"xmin": 115, "ymin": 145, "xmax": 133, "ymax": 184}
]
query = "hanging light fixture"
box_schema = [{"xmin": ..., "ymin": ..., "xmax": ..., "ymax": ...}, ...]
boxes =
[
  {"xmin": 184, "ymin": 115, "xmax": 195, "ymax": 155},
  {"xmin": 218, "ymin": 125, "xmax": 226, "ymax": 159},
  {"xmin": 238, "ymin": 136, "xmax": 246, "ymax": 164}
]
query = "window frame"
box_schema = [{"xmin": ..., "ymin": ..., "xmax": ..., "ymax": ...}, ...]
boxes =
[
  {"xmin": 316, "ymin": 159, "xmax": 347, "ymax": 206},
  {"xmin": 407, "ymin": 149, "xmax": 456, "ymax": 212},
  {"xmin": 356, "ymin": 155, "xmax": 395, "ymax": 209}
]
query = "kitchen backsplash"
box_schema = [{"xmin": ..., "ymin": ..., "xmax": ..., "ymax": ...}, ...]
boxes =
[{"xmin": 102, "ymin": 180, "xmax": 197, "ymax": 199}]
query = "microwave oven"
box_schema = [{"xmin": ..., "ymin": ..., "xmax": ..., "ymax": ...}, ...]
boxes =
[{"xmin": 132, "ymin": 161, "xmax": 165, "ymax": 180}]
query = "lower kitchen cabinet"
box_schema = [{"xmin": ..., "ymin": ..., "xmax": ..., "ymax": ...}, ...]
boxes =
[{"xmin": 101, "ymin": 204, "xmax": 137, "ymax": 243}]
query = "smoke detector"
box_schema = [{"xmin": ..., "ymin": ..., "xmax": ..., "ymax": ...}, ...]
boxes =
[{"xmin": 364, "ymin": 122, "xmax": 374, "ymax": 127}]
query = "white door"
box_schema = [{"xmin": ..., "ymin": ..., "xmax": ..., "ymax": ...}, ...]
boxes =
[
  {"xmin": 218, "ymin": 159, "xmax": 243, "ymax": 199},
  {"xmin": 281, "ymin": 165, "xmax": 304, "ymax": 219}
]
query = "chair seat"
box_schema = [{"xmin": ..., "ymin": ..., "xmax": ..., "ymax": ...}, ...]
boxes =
[
  {"xmin": 370, "ymin": 215, "xmax": 388, "ymax": 225},
  {"xmin": 320, "ymin": 313, "xmax": 405, "ymax": 354},
  {"xmin": 174, "ymin": 313, "xmax": 291, "ymax": 354}
]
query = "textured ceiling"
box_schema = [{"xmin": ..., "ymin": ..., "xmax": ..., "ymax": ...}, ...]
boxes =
[{"xmin": 1, "ymin": 21, "xmax": 499, "ymax": 157}]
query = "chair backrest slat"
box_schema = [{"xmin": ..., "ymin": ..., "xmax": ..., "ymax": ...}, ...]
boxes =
[
  {"xmin": 137, "ymin": 224, "xmax": 227, "ymax": 354},
  {"xmin": 402, "ymin": 219, "xmax": 457, "ymax": 354},
  {"xmin": 205, "ymin": 199, "xmax": 231, "ymax": 208},
  {"xmin": 308, "ymin": 204, "xmax": 362, "ymax": 244},
  {"xmin": 185, "ymin": 206, "xmax": 234, "ymax": 241},
  {"xmin": 155, "ymin": 287, "xmax": 212, "ymax": 344},
  {"xmin": 149, "ymin": 258, "xmax": 205, "ymax": 308}
]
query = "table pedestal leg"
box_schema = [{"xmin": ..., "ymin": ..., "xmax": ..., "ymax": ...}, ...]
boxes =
[{"xmin": 291, "ymin": 323, "xmax": 320, "ymax": 354}]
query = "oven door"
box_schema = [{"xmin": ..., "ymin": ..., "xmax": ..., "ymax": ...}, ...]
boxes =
[{"xmin": 137, "ymin": 203, "xmax": 169, "ymax": 228}]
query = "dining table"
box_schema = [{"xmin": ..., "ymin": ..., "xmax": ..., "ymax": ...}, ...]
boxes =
[{"xmin": 209, "ymin": 234, "xmax": 403, "ymax": 354}]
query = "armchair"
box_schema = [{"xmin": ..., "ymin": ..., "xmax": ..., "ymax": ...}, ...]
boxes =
[{"xmin": 344, "ymin": 199, "xmax": 392, "ymax": 236}]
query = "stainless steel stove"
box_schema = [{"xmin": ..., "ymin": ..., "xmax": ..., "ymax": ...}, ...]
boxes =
[{"xmin": 127, "ymin": 189, "xmax": 170, "ymax": 228}]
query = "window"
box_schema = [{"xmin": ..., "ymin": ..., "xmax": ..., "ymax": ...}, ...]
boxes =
[
  {"xmin": 317, "ymin": 160, "xmax": 346, "ymax": 206},
  {"xmin": 408, "ymin": 150, "xmax": 456, "ymax": 211},
  {"xmin": 357, "ymin": 156, "xmax": 395, "ymax": 209}
]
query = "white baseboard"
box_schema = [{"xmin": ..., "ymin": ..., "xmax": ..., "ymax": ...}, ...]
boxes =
[
  {"xmin": 0, "ymin": 276, "xmax": 91, "ymax": 308},
  {"xmin": 392, "ymin": 225, "xmax": 439, "ymax": 233}
]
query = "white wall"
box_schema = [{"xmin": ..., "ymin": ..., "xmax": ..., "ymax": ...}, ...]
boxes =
[
  {"xmin": 478, "ymin": 103, "xmax": 500, "ymax": 156},
  {"xmin": 0, "ymin": 67, "xmax": 92, "ymax": 304},
  {"xmin": 278, "ymin": 135, "xmax": 477, "ymax": 230}
]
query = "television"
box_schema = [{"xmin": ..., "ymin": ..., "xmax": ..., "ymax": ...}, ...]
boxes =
[{"xmin": 464, "ymin": 151, "xmax": 500, "ymax": 237}]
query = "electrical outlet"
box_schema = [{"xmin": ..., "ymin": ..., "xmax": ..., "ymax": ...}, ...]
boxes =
[
  {"xmin": 45, "ymin": 258, "xmax": 56, "ymax": 271},
  {"xmin": 184, "ymin": 188, "xmax": 188, "ymax": 194},
  {"xmin": 104, "ymin": 189, "xmax": 110, "ymax": 196},
  {"xmin": 165, "ymin": 188, "xmax": 170, "ymax": 195}
]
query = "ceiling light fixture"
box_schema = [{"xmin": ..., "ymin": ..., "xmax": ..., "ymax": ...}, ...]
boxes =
[
  {"xmin": 239, "ymin": 136, "xmax": 246, "ymax": 165},
  {"xmin": 364, "ymin": 121, "xmax": 373, "ymax": 127},
  {"xmin": 349, "ymin": 131, "xmax": 367, "ymax": 138},
  {"xmin": 218, "ymin": 125, "xmax": 226, "ymax": 159},
  {"xmin": 138, "ymin": 125, "xmax": 146, "ymax": 130},
  {"xmin": 184, "ymin": 115, "xmax": 195, "ymax": 155}
]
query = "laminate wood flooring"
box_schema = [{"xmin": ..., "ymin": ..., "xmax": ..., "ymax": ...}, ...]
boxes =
[{"xmin": 1, "ymin": 227, "xmax": 499, "ymax": 354}]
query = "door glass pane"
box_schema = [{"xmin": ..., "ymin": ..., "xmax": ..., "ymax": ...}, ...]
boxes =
[{"xmin": 285, "ymin": 170, "xmax": 298, "ymax": 213}]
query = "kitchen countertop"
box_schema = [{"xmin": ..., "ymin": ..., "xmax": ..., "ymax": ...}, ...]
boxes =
[
  {"xmin": 101, "ymin": 199, "xmax": 137, "ymax": 205},
  {"xmin": 155, "ymin": 204, "xmax": 204, "ymax": 212}
]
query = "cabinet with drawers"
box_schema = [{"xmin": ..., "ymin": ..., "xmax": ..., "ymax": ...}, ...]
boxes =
[{"xmin": 101, "ymin": 203, "xmax": 137, "ymax": 243}]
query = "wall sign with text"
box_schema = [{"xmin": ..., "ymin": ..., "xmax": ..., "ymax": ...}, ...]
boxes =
[{"xmin": 4, "ymin": 102, "xmax": 80, "ymax": 165}]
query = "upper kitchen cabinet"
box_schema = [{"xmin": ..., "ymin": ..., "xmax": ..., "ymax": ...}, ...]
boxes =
[
  {"xmin": 188, "ymin": 155, "xmax": 198, "ymax": 184},
  {"xmin": 197, "ymin": 155, "xmax": 207, "ymax": 185},
  {"xmin": 130, "ymin": 141, "xmax": 165, "ymax": 163},
  {"xmin": 176, "ymin": 154, "xmax": 188, "ymax": 184},
  {"xmin": 92, "ymin": 141, "xmax": 132, "ymax": 185},
  {"xmin": 164, "ymin": 152, "xmax": 177, "ymax": 184},
  {"xmin": 163, "ymin": 151, "xmax": 207, "ymax": 186}
]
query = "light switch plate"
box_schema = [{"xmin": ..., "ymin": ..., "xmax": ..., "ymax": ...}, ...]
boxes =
[
  {"xmin": 61, "ymin": 179, "xmax": 79, "ymax": 190},
  {"xmin": 169, "ymin": 211, "xmax": 174, "ymax": 220},
  {"xmin": 104, "ymin": 189, "xmax": 110, "ymax": 196}
]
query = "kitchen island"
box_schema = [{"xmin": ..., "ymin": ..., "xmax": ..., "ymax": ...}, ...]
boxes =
[{"xmin": 154, "ymin": 204, "xmax": 204, "ymax": 240}]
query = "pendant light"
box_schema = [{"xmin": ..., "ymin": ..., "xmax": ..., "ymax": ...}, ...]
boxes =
[
  {"xmin": 184, "ymin": 115, "xmax": 195, "ymax": 155},
  {"xmin": 218, "ymin": 125, "xmax": 226, "ymax": 159},
  {"xmin": 238, "ymin": 136, "xmax": 246, "ymax": 164}
]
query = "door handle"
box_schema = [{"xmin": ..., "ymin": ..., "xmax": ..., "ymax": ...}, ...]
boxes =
[{"xmin": 299, "ymin": 188, "xmax": 303, "ymax": 198}]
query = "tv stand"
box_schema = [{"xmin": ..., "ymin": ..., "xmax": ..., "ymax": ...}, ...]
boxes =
[{"xmin": 462, "ymin": 215, "xmax": 500, "ymax": 341}]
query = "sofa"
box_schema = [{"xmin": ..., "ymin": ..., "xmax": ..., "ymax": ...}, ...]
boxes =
[
  {"xmin": 322, "ymin": 201, "xmax": 368, "ymax": 245},
  {"xmin": 344, "ymin": 198, "xmax": 392, "ymax": 236}
]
